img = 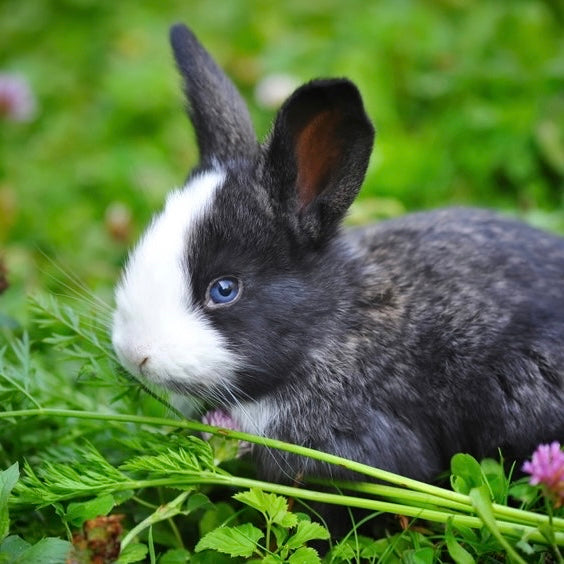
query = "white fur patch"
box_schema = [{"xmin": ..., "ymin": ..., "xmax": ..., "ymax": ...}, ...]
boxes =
[
  {"xmin": 112, "ymin": 170, "xmax": 240, "ymax": 390},
  {"xmin": 231, "ymin": 399, "xmax": 277, "ymax": 437}
]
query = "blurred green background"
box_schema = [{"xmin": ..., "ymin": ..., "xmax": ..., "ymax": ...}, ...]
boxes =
[{"xmin": 1, "ymin": 0, "xmax": 563, "ymax": 323}]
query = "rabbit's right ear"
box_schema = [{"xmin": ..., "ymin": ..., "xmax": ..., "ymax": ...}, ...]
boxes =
[
  {"xmin": 170, "ymin": 24, "xmax": 258, "ymax": 167},
  {"xmin": 264, "ymin": 79, "xmax": 374, "ymax": 245}
]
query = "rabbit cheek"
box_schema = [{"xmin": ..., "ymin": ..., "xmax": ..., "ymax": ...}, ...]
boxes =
[{"xmin": 112, "ymin": 171, "xmax": 240, "ymax": 395}]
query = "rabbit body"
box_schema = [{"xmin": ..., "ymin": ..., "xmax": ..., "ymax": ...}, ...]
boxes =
[
  {"xmin": 112, "ymin": 24, "xmax": 564, "ymax": 486},
  {"xmin": 234, "ymin": 208, "xmax": 564, "ymax": 482}
]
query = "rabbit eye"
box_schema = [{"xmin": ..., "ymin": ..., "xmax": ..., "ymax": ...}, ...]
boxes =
[{"xmin": 206, "ymin": 276, "xmax": 242, "ymax": 308}]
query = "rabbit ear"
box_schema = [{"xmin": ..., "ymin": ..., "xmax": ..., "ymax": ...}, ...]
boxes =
[
  {"xmin": 265, "ymin": 79, "xmax": 374, "ymax": 243},
  {"xmin": 170, "ymin": 24, "xmax": 258, "ymax": 166}
]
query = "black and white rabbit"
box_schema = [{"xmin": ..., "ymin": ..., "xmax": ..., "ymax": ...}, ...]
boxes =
[{"xmin": 112, "ymin": 24, "xmax": 564, "ymax": 486}]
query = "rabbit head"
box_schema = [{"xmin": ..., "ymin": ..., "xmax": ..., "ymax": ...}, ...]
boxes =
[{"xmin": 111, "ymin": 25, "xmax": 374, "ymax": 406}]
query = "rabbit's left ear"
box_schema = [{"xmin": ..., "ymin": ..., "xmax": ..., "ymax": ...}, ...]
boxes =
[
  {"xmin": 265, "ymin": 79, "xmax": 374, "ymax": 243},
  {"xmin": 170, "ymin": 24, "xmax": 258, "ymax": 167}
]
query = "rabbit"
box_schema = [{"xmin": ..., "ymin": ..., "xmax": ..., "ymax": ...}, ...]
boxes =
[{"xmin": 112, "ymin": 23, "xmax": 564, "ymax": 490}]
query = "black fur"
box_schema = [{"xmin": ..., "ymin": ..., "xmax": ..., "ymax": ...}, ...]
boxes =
[
  {"xmin": 172, "ymin": 25, "xmax": 564, "ymax": 485},
  {"xmin": 170, "ymin": 24, "xmax": 257, "ymax": 166}
]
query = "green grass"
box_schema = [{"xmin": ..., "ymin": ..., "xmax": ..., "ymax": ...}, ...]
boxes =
[
  {"xmin": 1, "ymin": 1, "xmax": 564, "ymax": 562},
  {"xmin": 0, "ymin": 296, "xmax": 563, "ymax": 561}
]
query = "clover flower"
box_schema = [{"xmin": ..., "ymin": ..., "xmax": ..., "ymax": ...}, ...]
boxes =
[
  {"xmin": 202, "ymin": 409, "xmax": 251, "ymax": 459},
  {"xmin": 523, "ymin": 442, "xmax": 564, "ymax": 508},
  {"xmin": 0, "ymin": 73, "xmax": 36, "ymax": 122}
]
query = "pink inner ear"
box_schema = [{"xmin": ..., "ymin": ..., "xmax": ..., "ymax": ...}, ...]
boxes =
[{"xmin": 295, "ymin": 109, "xmax": 343, "ymax": 209}]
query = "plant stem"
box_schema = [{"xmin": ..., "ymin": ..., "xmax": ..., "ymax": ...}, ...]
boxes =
[
  {"xmin": 327, "ymin": 480, "xmax": 562, "ymax": 529},
  {"xmin": 120, "ymin": 490, "xmax": 190, "ymax": 549},
  {"xmin": 3, "ymin": 407, "xmax": 563, "ymax": 546},
  {"xmin": 0, "ymin": 408, "xmax": 474, "ymax": 500}
]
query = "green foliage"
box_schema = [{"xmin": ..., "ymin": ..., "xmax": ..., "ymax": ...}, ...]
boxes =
[
  {"xmin": 450, "ymin": 453, "xmax": 510, "ymax": 504},
  {"xmin": 0, "ymin": 464, "xmax": 18, "ymax": 541},
  {"xmin": 196, "ymin": 488, "xmax": 329, "ymax": 563},
  {"xmin": 329, "ymin": 531, "xmax": 436, "ymax": 563},
  {"xmin": 0, "ymin": 296, "xmax": 563, "ymax": 560},
  {"xmin": 445, "ymin": 523, "xmax": 475, "ymax": 564},
  {"xmin": 0, "ymin": 536, "xmax": 72, "ymax": 564},
  {"xmin": 65, "ymin": 493, "xmax": 116, "ymax": 527},
  {"xmin": 196, "ymin": 523, "xmax": 264, "ymax": 558},
  {"xmin": 1, "ymin": 0, "xmax": 563, "ymax": 323}
]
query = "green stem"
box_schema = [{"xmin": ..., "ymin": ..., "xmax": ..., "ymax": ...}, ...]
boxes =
[
  {"xmin": 15, "ymin": 470, "xmax": 563, "ymax": 545},
  {"xmin": 209, "ymin": 474, "xmax": 563, "ymax": 546},
  {"xmin": 0, "ymin": 408, "xmax": 473, "ymax": 501},
  {"xmin": 120, "ymin": 490, "xmax": 190, "ymax": 549},
  {"xmin": 3, "ymin": 408, "xmax": 563, "ymax": 545},
  {"xmin": 309, "ymin": 479, "xmax": 471, "ymax": 512},
  {"xmin": 0, "ymin": 373, "xmax": 42, "ymax": 409},
  {"xmin": 327, "ymin": 480, "xmax": 563, "ymax": 529}
]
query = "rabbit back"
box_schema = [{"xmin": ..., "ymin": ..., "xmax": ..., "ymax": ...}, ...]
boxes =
[{"xmin": 243, "ymin": 208, "xmax": 564, "ymax": 482}]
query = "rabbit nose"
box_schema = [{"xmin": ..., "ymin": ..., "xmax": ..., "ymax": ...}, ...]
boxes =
[{"xmin": 114, "ymin": 340, "xmax": 150, "ymax": 376}]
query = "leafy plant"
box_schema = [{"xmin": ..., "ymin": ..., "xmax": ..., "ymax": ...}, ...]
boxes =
[
  {"xmin": 195, "ymin": 488, "xmax": 330, "ymax": 562},
  {"xmin": 1, "ymin": 294, "xmax": 563, "ymax": 562}
]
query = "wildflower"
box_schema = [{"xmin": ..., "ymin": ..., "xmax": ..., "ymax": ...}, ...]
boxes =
[
  {"xmin": 0, "ymin": 73, "xmax": 36, "ymax": 122},
  {"xmin": 523, "ymin": 442, "xmax": 564, "ymax": 507},
  {"xmin": 202, "ymin": 409, "xmax": 251, "ymax": 459}
]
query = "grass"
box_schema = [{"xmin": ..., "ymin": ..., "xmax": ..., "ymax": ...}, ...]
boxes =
[{"xmin": 1, "ymin": 1, "xmax": 564, "ymax": 562}]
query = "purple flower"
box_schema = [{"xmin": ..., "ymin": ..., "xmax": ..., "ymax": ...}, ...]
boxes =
[
  {"xmin": 201, "ymin": 409, "xmax": 251, "ymax": 457},
  {"xmin": 0, "ymin": 73, "xmax": 36, "ymax": 122},
  {"xmin": 523, "ymin": 442, "xmax": 564, "ymax": 507}
]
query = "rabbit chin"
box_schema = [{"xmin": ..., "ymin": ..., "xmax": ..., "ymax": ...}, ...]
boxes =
[{"xmin": 111, "ymin": 169, "xmax": 240, "ymax": 394}]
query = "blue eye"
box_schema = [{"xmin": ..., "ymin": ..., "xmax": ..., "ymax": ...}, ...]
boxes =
[{"xmin": 207, "ymin": 277, "xmax": 241, "ymax": 307}]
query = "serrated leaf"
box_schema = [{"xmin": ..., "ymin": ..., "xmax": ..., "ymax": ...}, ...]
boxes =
[
  {"xmin": 116, "ymin": 543, "xmax": 149, "ymax": 563},
  {"xmin": 288, "ymin": 546, "xmax": 321, "ymax": 564},
  {"xmin": 286, "ymin": 521, "xmax": 329, "ymax": 549},
  {"xmin": 195, "ymin": 524, "xmax": 264, "ymax": 558},
  {"xmin": 66, "ymin": 493, "xmax": 115, "ymax": 526},
  {"xmin": 234, "ymin": 488, "xmax": 277, "ymax": 513},
  {"xmin": 121, "ymin": 441, "xmax": 215, "ymax": 476},
  {"xmin": 0, "ymin": 463, "xmax": 19, "ymax": 541},
  {"xmin": 234, "ymin": 488, "xmax": 297, "ymax": 527}
]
